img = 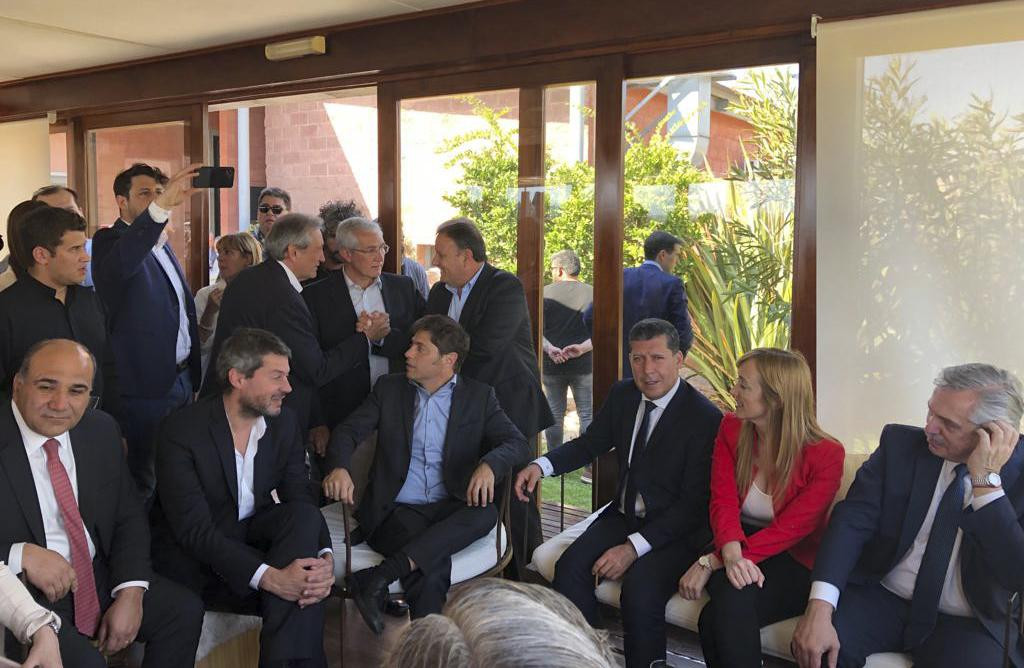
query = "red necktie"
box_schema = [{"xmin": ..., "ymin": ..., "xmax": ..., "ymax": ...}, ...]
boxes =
[{"xmin": 42, "ymin": 438, "xmax": 101, "ymax": 637}]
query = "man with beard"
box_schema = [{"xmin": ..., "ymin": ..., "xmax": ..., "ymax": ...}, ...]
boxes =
[{"xmin": 152, "ymin": 328, "xmax": 334, "ymax": 668}]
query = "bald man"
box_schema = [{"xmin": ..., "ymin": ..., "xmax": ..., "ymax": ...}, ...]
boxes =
[{"xmin": 0, "ymin": 339, "xmax": 202, "ymax": 667}]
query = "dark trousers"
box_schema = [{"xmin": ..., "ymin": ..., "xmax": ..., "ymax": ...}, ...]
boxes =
[
  {"xmin": 698, "ymin": 551, "xmax": 810, "ymax": 668},
  {"xmin": 552, "ymin": 509, "xmax": 695, "ymax": 668},
  {"xmin": 831, "ymin": 581, "xmax": 1005, "ymax": 667},
  {"xmin": 119, "ymin": 369, "xmax": 192, "ymax": 502},
  {"xmin": 203, "ymin": 503, "xmax": 328, "ymax": 667},
  {"xmin": 366, "ymin": 498, "xmax": 497, "ymax": 618},
  {"xmin": 49, "ymin": 574, "xmax": 203, "ymax": 668},
  {"xmin": 543, "ymin": 372, "xmax": 594, "ymax": 449}
]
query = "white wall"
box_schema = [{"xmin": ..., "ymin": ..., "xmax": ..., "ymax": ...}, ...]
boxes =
[{"xmin": 0, "ymin": 118, "xmax": 51, "ymax": 239}]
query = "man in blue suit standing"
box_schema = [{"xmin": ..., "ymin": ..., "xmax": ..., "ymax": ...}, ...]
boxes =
[
  {"xmin": 584, "ymin": 230, "xmax": 692, "ymax": 378},
  {"xmin": 92, "ymin": 162, "xmax": 201, "ymax": 503},
  {"xmin": 792, "ymin": 363, "xmax": 1024, "ymax": 668}
]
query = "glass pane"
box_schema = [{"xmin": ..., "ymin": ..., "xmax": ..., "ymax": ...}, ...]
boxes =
[
  {"xmin": 209, "ymin": 88, "xmax": 378, "ymax": 284},
  {"xmin": 88, "ymin": 122, "xmax": 191, "ymax": 285},
  {"xmin": 622, "ymin": 65, "xmax": 798, "ymax": 410},
  {"xmin": 540, "ymin": 83, "xmax": 596, "ymax": 515},
  {"xmin": 400, "ymin": 90, "xmax": 520, "ymax": 275}
]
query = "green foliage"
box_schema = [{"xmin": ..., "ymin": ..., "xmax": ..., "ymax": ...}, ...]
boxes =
[{"xmin": 728, "ymin": 67, "xmax": 799, "ymax": 181}]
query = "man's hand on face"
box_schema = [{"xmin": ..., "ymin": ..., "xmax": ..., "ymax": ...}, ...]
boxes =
[{"xmin": 967, "ymin": 419, "xmax": 1018, "ymax": 484}]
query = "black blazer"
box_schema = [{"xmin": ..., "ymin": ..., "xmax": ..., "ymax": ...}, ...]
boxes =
[
  {"xmin": 0, "ymin": 275, "xmax": 120, "ymax": 413},
  {"xmin": 0, "ymin": 404, "xmax": 150, "ymax": 595},
  {"xmin": 326, "ymin": 373, "xmax": 528, "ymax": 537},
  {"xmin": 152, "ymin": 395, "xmax": 329, "ymax": 597},
  {"xmin": 92, "ymin": 211, "xmax": 200, "ymax": 398},
  {"xmin": 814, "ymin": 424, "xmax": 1024, "ymax": 665},
  {"xmin": 544, "ymin": 379, "xmax": 722, "ymax": 552},
  {"xmin": 302, "ymin": 270, "xmax": 425, "ymax": 429},
  {"xmin": 425, "ymin": 263, "xmax": 553, "ymax": 439},
  {"xmin": 201, "ymin": 259, "xmax": 368, "ymax": 430}
]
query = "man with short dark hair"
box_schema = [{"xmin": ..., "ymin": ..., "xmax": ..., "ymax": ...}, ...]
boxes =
[
  {"xmin": 91, "ymin": 162, "xmax": 201, "ymax": 502},
  {"xmin": 253, "ymin": 187, "xmax": 291, "ymax": 247},
  {"xmin": 0, "ymin": 339, "xmax": 203, "ymax": 667},
  {"xmin": 154, "ymin": 328, "xmax": 333, "ymax": 668},
  {"xmin": 0, "ymin": 206, "xmax": 118, "ymax": 412},
  {"xmin": 31, "ymin": 184, "xmax": 95, "ymax": 288},
  {"xmin": 427, "ymin": 217, "xmax": 554, "ymax": 575},
  {"xmin": 323, "ymin": 314, "xmax": 528, "ymax": 630},
  {"xmin": 203, "ymin": 213, "xmax": 370, "ymax": 443},
  {"xmin": 584, "ymin": 230, "xmax": 693, "ymax": 378},
  {"xmin": 516, "ymin": 318, "xmax": 722, "ymax": 668}
]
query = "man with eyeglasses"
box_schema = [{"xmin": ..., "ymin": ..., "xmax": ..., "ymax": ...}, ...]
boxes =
[
  {"xmin": 303, "ymin": 217, "xmax": 424, "ymax": 442},
  {"xmin": 252, "ymin": 187, "xmax": 291, "ymax": 248}
]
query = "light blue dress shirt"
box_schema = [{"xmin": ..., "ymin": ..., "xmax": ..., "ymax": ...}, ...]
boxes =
[
  {"xmin": 395, "ymin": 376, "xmax": 458, "ymax": 505},
  {"xmin": 445, "ymin": 264, "xmax": 485, "ymax": 323}
]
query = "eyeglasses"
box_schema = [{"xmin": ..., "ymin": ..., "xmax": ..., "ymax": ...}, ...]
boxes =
[
  {"xmin": 351, "ymin": 244, "xmax": 390, "ymax": 256},
  {"xmin": 258, "ymin": 204, "xmax": 285, "ymax": 215}
]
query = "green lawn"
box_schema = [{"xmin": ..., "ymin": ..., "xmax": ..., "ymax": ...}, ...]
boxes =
[{"xmin": 541, "ymin": 470, "xmax": 593, "ymax": 511}]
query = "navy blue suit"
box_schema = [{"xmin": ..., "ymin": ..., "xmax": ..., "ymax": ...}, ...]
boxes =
[
  {"xmin": 813, "ymin": 424, "xmax": 1024, "ymax": 667},
  {"xmin": 584, "ymin": 261, "xmax": 692, "ymax": 377},
  {"xmin": 92, "ymin": 210, "xmax": 199, "ymax": 500}
]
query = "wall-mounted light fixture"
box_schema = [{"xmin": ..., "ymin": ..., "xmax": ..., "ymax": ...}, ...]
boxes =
[{"xmin": 265, "ymin": 36, "xmax": 326, "ymax": 62}]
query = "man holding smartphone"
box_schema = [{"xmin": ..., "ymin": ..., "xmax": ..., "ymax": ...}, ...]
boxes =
[{"xmin": 793, "ymin": 363, "xmax": 1024, "ymax": 668}]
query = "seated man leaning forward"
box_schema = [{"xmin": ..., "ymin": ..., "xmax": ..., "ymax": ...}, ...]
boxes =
[
  {"xmin": 153, "ymin": 328, "xmax": 334, "ymax": 668},
  {"xmin": 515, "ymin": 317, "xmax": 723, "ymax": 668},
  {"xmin": 322, "ymin": 314, "xmax": 529, "ymax": 633},
  {"xmin": 792, "ymin": 363, "xmax": 1024, "ymax": 668}
]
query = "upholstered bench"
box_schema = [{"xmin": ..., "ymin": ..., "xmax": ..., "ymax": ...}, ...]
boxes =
[{"xmin": 530, "ymin": 453, "xmax": 912, "ymax": 667}]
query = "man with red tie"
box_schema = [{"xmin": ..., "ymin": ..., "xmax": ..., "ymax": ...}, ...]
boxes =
[{"xmin": 0, "ymin": 339, "xmax": 202, "ymax": 667}]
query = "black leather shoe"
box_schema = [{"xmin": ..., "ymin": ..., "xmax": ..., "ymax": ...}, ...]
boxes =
[
  {"xmin": 346, "ymin": 569, "xmax": 388, "ymax": 636},
  {"xmin": 385, "ymin": 597, "xmax": 410, "ymax": 617}
]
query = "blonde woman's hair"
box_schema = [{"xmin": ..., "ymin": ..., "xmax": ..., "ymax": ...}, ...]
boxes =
[
  {"xmin": 734, "ymin": 348, "xmax": 835, "ymax": 504},
  {"xmin": 385, "ymin": 578, "xmax": 616, "ymax": 668},
  {"xmin": 216, "ymin": 231, "xmax": 263, "ymax": 267}
]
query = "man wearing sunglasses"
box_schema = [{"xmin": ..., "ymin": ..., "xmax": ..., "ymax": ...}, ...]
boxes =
[{"xmin": 253, "ymin": 187, "xmax": 291, "ymax": 247}]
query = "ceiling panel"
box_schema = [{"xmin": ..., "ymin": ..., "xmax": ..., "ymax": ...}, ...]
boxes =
[{"xmin": 0, "ymin": 0, "xmax": 484, "ymax": 82}]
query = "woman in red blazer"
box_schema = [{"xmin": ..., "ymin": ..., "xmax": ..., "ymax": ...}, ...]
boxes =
[{"xmin": 678, "ymin": 347, "xmax": 844, "ymax": 668}]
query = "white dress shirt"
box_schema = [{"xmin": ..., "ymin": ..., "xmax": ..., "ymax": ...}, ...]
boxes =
[
  {"xmin": 7, "ymin": 401, "xmax": 149, "ymax": 596},
  {"xmin": 277, "ymin": 260, "xmax": 303, "ymax": 293},
  {"xmin": 343, "ymin": 268, "xmax": 389, "ymax": 387},
  {"xmin": 445, "ymin": 263, "xmax": 485, "ymax": 323},
  {"xmin": 228, "ymin": 416, "xmax": 333, "ymax": 590},
  {"xmin": 810, "ymin": 459, "xmax": 1004, "ymax": 616},
  {"xmin": 144, "ymin": 201, "xmax": 191, "ymax": 365},
  {"xmin": 535, "ymin": 378, "xmax": 682, "ymax": 558}
]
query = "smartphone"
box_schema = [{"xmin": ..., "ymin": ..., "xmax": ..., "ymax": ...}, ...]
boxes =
[{"xmin": 192, "ymin": 166, "xmax": 235, "ymax": 189}]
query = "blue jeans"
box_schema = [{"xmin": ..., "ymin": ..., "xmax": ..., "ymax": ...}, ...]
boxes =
[{"xmin": 542, "ymin": 373, "xmax": 593, "ymax": 450}]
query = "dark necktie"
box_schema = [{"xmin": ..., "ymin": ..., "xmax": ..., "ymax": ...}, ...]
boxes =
[
  {"xmin": 624, "ymin": 400, "xmax": 657, "ymax": 527},
  {"xmin": 904, "ymin": 462, "xmax": 968, "ymax": 648},
  {"xmin": 43, "ymin": 438, "xmax": 101, "ymax": 637}
]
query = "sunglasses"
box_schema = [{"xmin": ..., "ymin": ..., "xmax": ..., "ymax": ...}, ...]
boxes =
[{"xmin": 258, "ymin": 204, "xmax": 285, "ymax": 215}]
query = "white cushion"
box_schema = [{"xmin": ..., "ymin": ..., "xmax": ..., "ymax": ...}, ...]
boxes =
[
  {"xmin": 530, "ymin": 505, "xmax": 912, "ymax": 668},
  {"xmin": 196, "ymin": 611, "xmax": 262, "ymax": 662},
  {"xmin": 322, "ymin": 502, "xmax": 507, "ymax": 594}
]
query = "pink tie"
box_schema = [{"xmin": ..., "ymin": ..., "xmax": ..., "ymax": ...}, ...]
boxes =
[{"xmin": 42, "ymin": 438, "xmax": 101, "ymax": 637}]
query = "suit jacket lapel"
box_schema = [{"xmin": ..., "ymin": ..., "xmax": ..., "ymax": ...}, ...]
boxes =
[
  {"xmin": 401, "ymin": 382, "xmax": 416, "ymax": 460},
  {"xmin": 210, "ymin": 403, "xmax": 240, "ymax": 509},
  {"xmin": 644, "ymin": 383, "xmax": 686, "ymax": 455},
  {"xmin": 440, "ymin": 380, "xmax": 466, "ymax": 469},
  {"xmin": 252, "ymin": 422, "xmax": 274, "ymax": 502},
  {"xmin": 0, "ymin": 423, "xmax": 46, "ymax": 547},
  {"xmin": 896, "ymin": 447, "xmax": 944, "ymax": 558},
  {"xmin": 457, "ymin": 263, "xmax": 494, "ymax": 326},
  {"xmin": 428, "ymin": 284, "xmax": 453, "ymax": 315},
  {"xmin": 68, "ymin": 419, "xmax": 99, "ymax": 541}
]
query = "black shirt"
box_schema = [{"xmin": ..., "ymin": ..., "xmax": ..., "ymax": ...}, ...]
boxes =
[
  {"xmin": 0, "ymin": 275, "xmax": 119, "ymax": 412},
  {"xmin": 542, "ymin": 280, "xmax": 593, "ymax": 376}
]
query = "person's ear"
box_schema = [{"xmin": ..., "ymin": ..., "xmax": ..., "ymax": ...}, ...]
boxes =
[{"xmin": 31, "ymin": 245, "xmax": 52, "ymax": 267}]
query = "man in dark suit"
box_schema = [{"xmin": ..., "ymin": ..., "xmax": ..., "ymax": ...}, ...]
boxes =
[
  {"xmin": 426, "ymin": 217, "xmax": 553, "ymax": 573},
  {"xmin": 322, "ymin": 314, "xmax": 528, "ymax": 631},
  {"xmin": 516, "ymin": 318, "xmax": 722, "ymax": 668},
  {"xmin": 0, "ymin": 339, "xmax": 202, "ymax": 667},
  {"xmin": 202, "ymin": 213, "xmax": 372, "ymax": 449},
  {"xmin": 92, "ymin": 162, "xmax": 202, "ymax": 502},
  {"xmin": 303, "ymin": 216, "xmax": 424, "ymax": 434},
  {"xmin": 0, "ymin": 206, "xmax": 118, "ymax": 412},
  {"xmin": 793, "ymin": 363, "xmax": 1024, "ymax": 668},
  {"xmin": 584, "ymin": 230, "xmax": 693, "ymax": 379},
  {"xmin": 154, "ymin": 328, "xmax": 334, "ymax": 667}
]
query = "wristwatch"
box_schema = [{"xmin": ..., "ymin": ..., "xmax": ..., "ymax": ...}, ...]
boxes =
[
  {"xmin": 971, "ymin": 471, "xmax": 1002, "ymax": 488},
  {"xmin": 698, "ymin": 554, "xmax": 714, "ymax": 571}
]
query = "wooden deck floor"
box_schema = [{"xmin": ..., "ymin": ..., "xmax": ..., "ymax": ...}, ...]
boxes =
[{"xmin": 540, "ymin": 500, "xmax": 591, "ymax": 539}]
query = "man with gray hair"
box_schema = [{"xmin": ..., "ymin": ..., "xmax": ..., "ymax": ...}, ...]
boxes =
[
  {"xmin": 154, "ymin": 328, "xmax": 333, "ymax": 667},
  {"xmin": 303, "ymin": 216, "xmax": 424, "ymax": 433},
  {"xmin": 793, "ymin": 363, "xmax": 1024, "ymax": 668},
  {"xmin": 202, "ymin": 213, "xmax": 371, "ymax": 448}
]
